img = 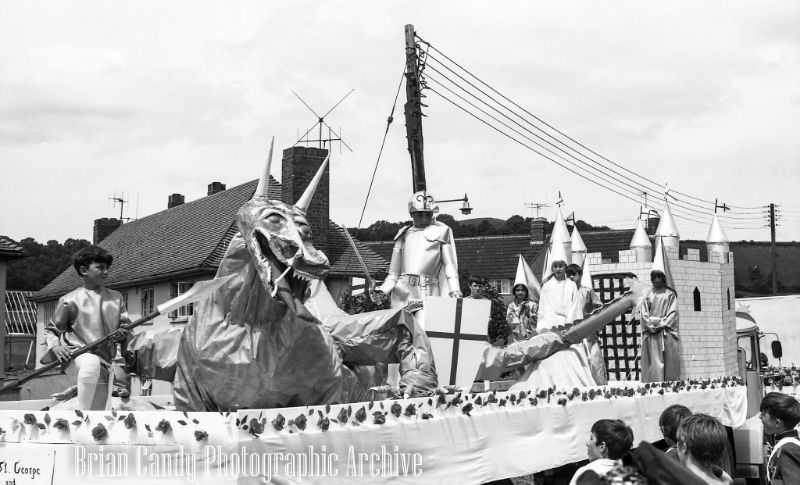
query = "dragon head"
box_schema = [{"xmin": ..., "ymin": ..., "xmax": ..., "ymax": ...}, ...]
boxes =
[{"xmin": 237, "ymin": 138, "xmax": 330, "ymax": 310}]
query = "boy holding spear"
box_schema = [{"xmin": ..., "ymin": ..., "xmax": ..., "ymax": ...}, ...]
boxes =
[{"xmin": 44, "ymin": 245, "xmax": 132, "ymax": 409}]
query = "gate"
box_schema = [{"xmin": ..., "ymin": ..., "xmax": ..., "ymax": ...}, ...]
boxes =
[{"xmin": 592, "ymin": 272, "xmax": 641, "ymax": 381}]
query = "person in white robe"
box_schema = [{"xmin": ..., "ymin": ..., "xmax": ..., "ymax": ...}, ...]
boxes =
[
  {"xmin": 512, "ymin": 260, "xmax": 596, "ymax": 390},
  {"xmin": 567, "ymin": 263, "xmax": 606, "ymax": 385}
]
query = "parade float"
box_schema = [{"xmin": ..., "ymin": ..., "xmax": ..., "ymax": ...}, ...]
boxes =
[{"xmin": 0, "ymin": 25, "xmax": 759, "ymax": 485}]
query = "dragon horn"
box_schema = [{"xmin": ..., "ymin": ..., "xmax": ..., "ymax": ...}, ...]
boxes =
[
  {"xmin": 253, "ymin": 136, "xmax": 275, "ymax": 199},
  {"xmin": 295, "ymin": 153, "xmax": 330, "ymax": 212}
]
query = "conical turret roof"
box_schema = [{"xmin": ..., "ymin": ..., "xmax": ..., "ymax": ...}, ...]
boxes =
[
  {"xmin": 630, "ymin": 219, "xmax": 652, "ymax": 249},
  {"xmin": 571, "ymin": 225, "xmax": 587, "ymax": 253},
  {"xmin": 552, "ymin": 209, "xmax": 572, "ymax": 243},
  {"xmin": 655, "ymin": 201, "xmax": 680, "ymax": 238},
  {"xmin": 706, "ymin": 214, "xmax": 730, "ymax": 244},
  {"xmin": 580, "ymin": 257, "xmax": 593, "ymax": 289},
  {"xmin": 652, "ymin": 236, "xmax": 676, "ymax": 292},
  {"xmin": 514, "ymin": 254, "xmax": 541, "ymax": 299}
]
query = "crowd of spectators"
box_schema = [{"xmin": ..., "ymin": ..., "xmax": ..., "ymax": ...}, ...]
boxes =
[{"xmin": 485, "ymin": 392, "xmax": 800, "ymax": 485}]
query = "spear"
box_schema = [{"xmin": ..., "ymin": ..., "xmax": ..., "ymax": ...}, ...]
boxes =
[
  {"xmin": 340, "ymin": 224, "xmax": 376, "ymax": 302},
  {"xmin": 0, "ymin": 274, "xmax": 235, "ymax": 394}
]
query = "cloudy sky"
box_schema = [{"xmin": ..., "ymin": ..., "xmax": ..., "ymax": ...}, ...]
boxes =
[{"xmin": 2, "ymin": 1, "xmax": 799, "ymax": 245}]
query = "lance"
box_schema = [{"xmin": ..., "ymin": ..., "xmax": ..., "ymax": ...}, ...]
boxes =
[{"xmin": 340, "ymin": 224, "xmax": 376, "ymax": 302}]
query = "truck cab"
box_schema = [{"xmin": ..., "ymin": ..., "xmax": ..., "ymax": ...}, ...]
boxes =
[{"xmin": 733, "ymin": 309, "xmax": 783, "ymax": 485}]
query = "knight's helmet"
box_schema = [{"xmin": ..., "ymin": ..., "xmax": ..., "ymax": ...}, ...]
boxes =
[{"xmin": 408, "ymin": 190, "xmax": 439, "ymax": 214}]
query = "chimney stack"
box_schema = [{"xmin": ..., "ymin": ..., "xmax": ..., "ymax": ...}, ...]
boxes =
[
  {"xmin": 646, "ymin": 216, "xmax": 660, "ymax": 236},
  {"xmin": 207, "ymin": 182, "xmax": 226, "ymax": 196},
  {"xmin": 93, "ymin": 218, "xmax": 121, "ymax": 244},
  {"xmin": 530, "ymin": 217, "xmax": 547, "ymax": 244},
  {"xmin": 282, "ymin": 146, "xmax": 329, "ymax": 255},
  {"xmin": 168, "ymin": 194, "xmax": 185, "ymax": 209}
]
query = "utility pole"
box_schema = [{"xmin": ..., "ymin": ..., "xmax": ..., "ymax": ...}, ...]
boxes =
[
  {"xmin": 404, "ymin": 24, "xmax": 426, "ymax": 192},
  {"xmin": 769, "ymin": 203, "xmax": 778, "ymax": 294}
]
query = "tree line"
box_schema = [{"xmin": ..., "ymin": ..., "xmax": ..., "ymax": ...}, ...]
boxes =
[
  {"xmin": 6, "ymin": 238, "xmax": 91, "ymax": 291},
  {"xmin": 348, "ymin": 214, "xmax": 612, "ymax": 241}
]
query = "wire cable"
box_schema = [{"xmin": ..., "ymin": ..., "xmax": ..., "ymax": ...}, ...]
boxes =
[
  {"xmin": 416, "ymin": 35, "xmax": 771, "ymax": 217},
  {"xmin": 424, "ymin": 65, "xmax": 766, "ymax": 223}
]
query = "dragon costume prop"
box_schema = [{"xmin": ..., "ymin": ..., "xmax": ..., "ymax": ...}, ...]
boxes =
[
  {"xmin": 128, "ymin": 143, "xmax": 438, "ymax": 411},
  {"xmin": 124, "ymin": 141, "xmax": 648, "ymax": 412}
]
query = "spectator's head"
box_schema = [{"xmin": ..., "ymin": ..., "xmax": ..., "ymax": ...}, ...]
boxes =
[
  {"xmin": 73, "ymin": 245, "xmax": 113, "ymax": 287},
  {"xmin": 566, "ymin": 264, "xmax": 582, "ymax": 285},
  {"xmin": 468, "ymin": 276, "xmax": 486, "ymax": 297},
  {"xmin": 659, "ymin": 404, "xmax": 692, "ymax": 447},
  {"xmin": 587, "ymin": 419, "xmax": 634, "ymax": 461},
  {"xmin": 760, "ymin": 392, "xmax": 800, "ymax": 435},
  {"xmin": 512, "ymin": 283, "xmax": 529, "ymax": 301},
  {"xmin": 676, "ymin": 413, "xmax": 727, "ymax": 468}
]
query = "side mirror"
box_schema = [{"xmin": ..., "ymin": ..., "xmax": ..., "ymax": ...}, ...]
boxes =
[{"xmin": 772, "ymin": 340, "xmax": 783, "ymax": 359}]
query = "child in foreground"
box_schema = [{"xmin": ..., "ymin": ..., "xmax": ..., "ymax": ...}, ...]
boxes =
[
  {"xmin": 570, "ymin": 419, "xmax": 634, "ymax": 485},
  {"xmin": 44, "ymin": 245, "xmax": 131, "ymax": 409}
]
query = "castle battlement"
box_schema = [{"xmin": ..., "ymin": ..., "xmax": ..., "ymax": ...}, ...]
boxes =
[{"xmin": 581, "ymin": 204, "xmax": 738, "ymax": 380}]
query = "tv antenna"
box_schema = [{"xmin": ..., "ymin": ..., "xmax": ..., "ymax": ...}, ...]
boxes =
[
  {"xmin": 524, "ymin": 202, "xmax": 550, "ymax": 218},
  {"xmin": 108, "ymin": 191, "xmax": 132, "ymax": 222},
  {"xmin": 293, "ymin": 90, "xmax": 354, "ymax": 152}
]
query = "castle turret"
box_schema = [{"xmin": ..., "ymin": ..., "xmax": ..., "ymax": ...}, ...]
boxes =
[
  {"xmin": 552, "ymin": 209, "xmax": 572, "ymax": 264},
  {"xmin": 542, "ymin": 209, "xmax": 572, "ymax": 280},
  {"xmin": 655, "ymin": 201, "xmax": 680, "ymax": 250},
  {"xmin": 571, "ymin": 225, "xmax": 587, "ymax": 267},
  {"xmin": 629, "ymin": 219, "xmax": 652, "ymax": 262},
  {"xmin": 706, "ymin": 213, "xmax": 730, "ymax": 264}
]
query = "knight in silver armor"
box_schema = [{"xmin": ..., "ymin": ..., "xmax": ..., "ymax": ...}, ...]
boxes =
[{"xmin": 376, "ymin": 190, "xmax": 462, "ymax": 309}]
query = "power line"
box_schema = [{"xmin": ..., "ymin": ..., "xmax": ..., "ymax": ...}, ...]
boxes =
[
  {"xmin": 424, "ymin": 55, "xmax": 764, "ymax": 223},
  {"xmin": 415, "ymin": 34, "xmax": 769, "ymax": 217}
]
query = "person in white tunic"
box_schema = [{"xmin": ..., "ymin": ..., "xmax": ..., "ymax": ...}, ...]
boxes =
[{"xmin": 513, "ymin": 259, "xmax": 596, "ymax": 390}]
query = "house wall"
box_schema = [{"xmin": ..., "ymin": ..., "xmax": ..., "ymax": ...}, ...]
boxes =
[{"xmin": 588, "ymin": 245, "xmax": 738, "ymax": 380}]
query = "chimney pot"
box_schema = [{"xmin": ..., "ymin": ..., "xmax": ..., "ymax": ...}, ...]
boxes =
[
  {"xmin": 168, "ymin": 193, "xmax": 185, "ymax": 209},
  {"xmin": 207, "ymin": 182, "xmax": 226, "ymax": 196},
  {"xmin": 93, "ymin": 218, "xmax": 121, "ymax": 244},
  {"xmin": 530, "ymin": 217, "xmax": 547, "ymax": 244}
]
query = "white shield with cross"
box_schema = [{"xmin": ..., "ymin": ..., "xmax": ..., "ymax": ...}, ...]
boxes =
[{"xmin": 424, "ymin": 296, "xmax": 491, "ymax": 389}]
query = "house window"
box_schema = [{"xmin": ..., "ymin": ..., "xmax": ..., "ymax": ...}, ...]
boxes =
[
  {"xmin": 140, "ymin": 287, "xmax": 155, "ymax": 316},
  {"xmin": 170, "ymin": 282, "xmax": 195, "ymax": 320},
  {"xmin": 487, "ymin": 279, "xmax": 512, "ymax": 295},
  {"xmin": 727, "ymin": 288, "xmax": 731, "ymax": 310},
  {"xmin": 693, "ymin": 287, "xmax": 702, "ymax": 311}
]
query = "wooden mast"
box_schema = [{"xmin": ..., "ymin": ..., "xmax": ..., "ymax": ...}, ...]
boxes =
[{"xmin": 404, "ymin": 24, "xmax": 426, "ymax": 192}]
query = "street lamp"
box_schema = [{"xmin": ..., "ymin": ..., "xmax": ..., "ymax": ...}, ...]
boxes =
[{"xmin": 435, "ymin": 193, "xmax": 473, "ymax": 215}]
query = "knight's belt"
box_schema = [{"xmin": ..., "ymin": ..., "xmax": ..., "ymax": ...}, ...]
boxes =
[{"xmin": 400, "ymin": 274, "xmax": 439, "ymax": 286}]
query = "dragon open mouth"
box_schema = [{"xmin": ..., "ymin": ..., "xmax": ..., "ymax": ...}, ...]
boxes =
[{"xmin": 254, "ymin": 229, "xmax": 314, "ymax": 307}]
